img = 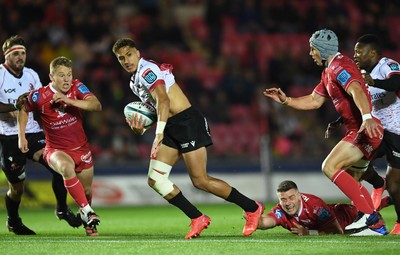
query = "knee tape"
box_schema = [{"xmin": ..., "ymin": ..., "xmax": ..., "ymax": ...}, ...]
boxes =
[{"xmin": 148, "ymin": 159, "xmax": 174, "ymax": 197}]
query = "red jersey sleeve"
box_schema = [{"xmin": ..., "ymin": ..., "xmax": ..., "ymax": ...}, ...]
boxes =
[{"xmin": 313, "ymin": 76, "xmax": 329, "ymax": 98}]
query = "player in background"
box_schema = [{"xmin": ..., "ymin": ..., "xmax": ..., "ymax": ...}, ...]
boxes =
[
  {"xmin": 17, "ymin": 56, "xmax": 102, "ymax": 236},
  {"xmin": 263, "ymin": 29, "xmax": 387, "ymax": 236},
  {"xmin": 353, "ymin": 34, "xmax": 400, "ymax": 234},
  {"xmin": 0, "ymin": 35, "xmax": 81, "ymax": 235},
  {"xmin": 112, "ymin": 38, "xmax": 264, "ymax": 239}
]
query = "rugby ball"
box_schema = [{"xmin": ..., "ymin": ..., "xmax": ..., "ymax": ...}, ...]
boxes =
[{"xmin": 124, "ymin": 101, "xmax": 157, "ymax": 128}]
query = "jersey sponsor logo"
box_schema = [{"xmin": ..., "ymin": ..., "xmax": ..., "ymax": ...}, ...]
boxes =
[
  {"xmin": 392, "ymin": 150, "xmax": 400, "ymax": 158},
  {"xmin": 362, "ymin": 143, "xmax": 374, "ymax": 155},
  {"xmin": 81, "ymin": 150, "xmax": 92, "ymax": 164},
  {"xmin": 274, "ymin": 209, "xmax": 283, "ymax": 219},
  {"xmin": 50, "ymin": 116, "xmax": 77, "ymax": 128},
  {"xmin": 55, "ymin": 108, "xmax": 67, "ymax": 118},
  {"xmin": 388, "ymin": 62, "xmax": 400, "ymax": 71},
  {"xmin": 337, "ymin": 70, "xmax": 351, "ymax": 86},
  {"xmin": 180, "ymin": 142, "xmax": 190, "ymax": 149},
  {"xmin": 78, "ymin": 85, "xmax": 90, "ymax": 94},
  {"xmin": 3, "ymin": 88, "xmax": 16, "ymax": 93},
  {"xmin": 142, "ymin": 68, "xmax": 157, "ymax": 84},
  {"xmin": 301, "ymin": 194, "xmax": 310, "ymax": 202},
  {"xmin": 31, "ymin": 91, "xmax": 40, "ymax": 102}
]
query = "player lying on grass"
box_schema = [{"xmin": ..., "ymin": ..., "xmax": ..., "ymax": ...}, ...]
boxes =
[{"xmin": 255, "ymin": 180, "xmax": 392, "ymax": 235}]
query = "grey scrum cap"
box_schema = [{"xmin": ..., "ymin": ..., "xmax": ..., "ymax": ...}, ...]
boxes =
[{"xmin": 309, "ymin": 29, "xmax": 338, "ymax": 60}]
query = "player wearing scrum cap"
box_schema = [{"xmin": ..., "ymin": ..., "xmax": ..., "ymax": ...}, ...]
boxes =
[
  {"xmin": 0, "ymin": 35, "xmax": 81, "ymax": 235},
  {"xmin": 263, "ymin": 29, "xmax": 387, "ymax": 236},
  {"xmin": 112, "ymin": 38, "xmax": 264, "ymax": 239}
]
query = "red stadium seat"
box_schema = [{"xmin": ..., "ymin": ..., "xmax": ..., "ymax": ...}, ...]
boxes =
[
  {"xmin": 386, "ymin": 17, "xmax": 400, "ymax": 43},
  {"xmin": 210, "ymin": 124, "xmax": 233, "ymax": 156},
  {"xmin": 189, "ymin": 16, "xmax": 209, "ymax": 42},
  {"xmin": 220, "ymin": 33, "xmax": 252, "ymax": 65},
  {"xmin": 229, "ymin": 104, "xmax": 255, "ymax": 123}
]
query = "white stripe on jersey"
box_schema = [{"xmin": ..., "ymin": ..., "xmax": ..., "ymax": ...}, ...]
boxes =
[
  {"xmin": 368, "ymin": 57, "xmax": 400, "ymax": 135},
  {"xmin": 0, "ymin": 64, "xmax": 43, "ymax": 135}
]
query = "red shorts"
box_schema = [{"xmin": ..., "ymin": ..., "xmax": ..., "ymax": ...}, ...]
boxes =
[
  {"xmin": 43, "ymin": 143, "xmax": 94, "ymax": 173},
  {"xmin": 330, "ymin": 203, "xmax": 358, "ymax": 231},
  {"xmin": 342, "ymin": 128, "xmax": 383, "ymax": 160}
]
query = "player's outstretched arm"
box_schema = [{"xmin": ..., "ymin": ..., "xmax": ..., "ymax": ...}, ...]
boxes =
[
  {"xmin": 290, "ymin": 219, "xmax": 343, "ymax": 235},
  {"xmin": 263, "ymin": 88, "xmax": 326, "ymax": 110},
  {"xmin": 257, "ymin": 214, "xmax": 277, "ymax": 230},
  {"xmin": 263, "ymin": 87, "xmax": 287, "ymax": 104},
  {"xmin": 17, "ymin": 107, "xmax": 29, "ymax": 153}
]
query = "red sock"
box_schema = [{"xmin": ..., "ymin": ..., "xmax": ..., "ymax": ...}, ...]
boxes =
[
  {"xmin": 332, "ymin": 170, "xmax": 373, "ymax": 214},
  {"xmin": 64, "ymin": 176, "xmax": 88, "ymax": 208},
  {"xmin": 359, "ymin": 183, "xmax": 374, "ymax": 209}
]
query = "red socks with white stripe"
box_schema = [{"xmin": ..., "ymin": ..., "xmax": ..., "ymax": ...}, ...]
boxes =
[
  {"xmin": 64, "ymin": 176, "xmax": 89, "ymax": 208},
  {"xmin": 332, "ymin": 170, "xmax": 374, "ymax": 214}
]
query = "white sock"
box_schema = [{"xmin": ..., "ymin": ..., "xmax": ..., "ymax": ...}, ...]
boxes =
[{"xmin": 80, "ymin": 204, "xmax": 94, "ymax": 215}]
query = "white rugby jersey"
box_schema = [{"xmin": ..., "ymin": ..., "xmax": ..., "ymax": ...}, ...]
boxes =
[
  {"xmin": 0, "ymin": 64, "xmax": 42, "ymax": 135},
  {"xmin": 368, "ymin": 57, "xmax": 400, "ymax": 135},
  {"xmin": 129, "ymin": 58, "xmax": 175, "ymax": 108}
]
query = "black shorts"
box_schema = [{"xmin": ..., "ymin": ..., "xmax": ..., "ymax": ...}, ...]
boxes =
[
  {"xmin": 0, "ymin": 132, "xmax": 46, "ymax": 183},
  {"xmin": 374, "ymin": 130, "xmax": 400, "ymax": 169},
  {"xmin": 163, "ymin": 107, "xmax": 213, "ymax": 153}
]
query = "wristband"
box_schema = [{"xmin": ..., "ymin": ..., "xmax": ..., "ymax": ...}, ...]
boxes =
[
  {"xmin": 308, "ymin": 230, "xmax": 319, "ymax": 235},
  {"xmin": 362, "ymin": 113, "xmax": 372, "ymax": 121},
  {"xmin": 155, "ymin": 121, "xmax": 166, "ymax": 134},
  {"xmin": 281, "ymin": 97, "xmax": 291, "ymax": 105}
]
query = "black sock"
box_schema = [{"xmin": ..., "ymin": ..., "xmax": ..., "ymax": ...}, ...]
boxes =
[
  {"xmin": 226, "ymin": 188, "xmax": 258, "ymax": 212},
  {"xmin": 38, "ymin": 155, "xmax": 68, "ymax": 211},
  {"xmin": 168, "ymin": 192, "xmax": 202, "ymax": 219},
  {"xmin": 364, "ymin": 170, "xmax": 385, "ymax": 189},
  {"xmin": 5, "ymin": 195, "xmax": 20, "ymax": 220}
]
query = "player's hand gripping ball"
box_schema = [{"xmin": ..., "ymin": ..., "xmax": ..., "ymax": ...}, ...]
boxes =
[{"xmin": 124, "ymin": 101, "xmax": 157, "ymax": 128}]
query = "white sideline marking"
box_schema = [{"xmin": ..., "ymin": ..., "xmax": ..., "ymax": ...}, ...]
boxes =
[{"xmin": 0, "ymin": 239, "xmax": 398, "ymax": 244}]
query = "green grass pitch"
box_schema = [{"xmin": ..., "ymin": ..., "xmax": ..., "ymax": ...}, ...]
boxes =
[{"xmin": 0, "ymin": 203, "xmax": 399, "ymax": 255}]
